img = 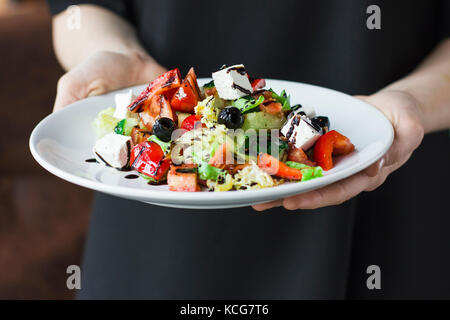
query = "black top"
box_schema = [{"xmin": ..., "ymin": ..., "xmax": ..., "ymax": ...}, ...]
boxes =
[{"xmin": 48, "ymin": 0, "xmax": 450, "ymax": 299}]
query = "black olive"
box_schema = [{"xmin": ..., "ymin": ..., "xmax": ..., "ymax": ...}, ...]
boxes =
[
  {"xmin": 218, "ymin": 107, "xmax": 244, "ymax": 129},
  {"xmin": 311, "ymin": 116, "xmax": 330, "ymax": 134},
  {"xmin": 152, "ymin": 117, "xmax": 175, "ymax": 142}
]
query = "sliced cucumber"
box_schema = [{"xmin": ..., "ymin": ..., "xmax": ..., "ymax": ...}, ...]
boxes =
[
  {"xmin": 242, "ymin": 111, "xmax": 286, "ymax": 131},
  {"xmin": 148, "ymin": 135, "xmax": 171, "ymax": 154},
  {"xmin": 114, "ymin": 118, "xmax": 139, "ymax": 136}
]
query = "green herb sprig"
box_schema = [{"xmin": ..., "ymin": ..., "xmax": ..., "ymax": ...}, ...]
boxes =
[
  {"xmin": 269, "ymin": 89, "xmax": 291, "ymax": 111},
  {"xmin": 232, "ymin": 95, "xmax": 265, "ymax": 114}
]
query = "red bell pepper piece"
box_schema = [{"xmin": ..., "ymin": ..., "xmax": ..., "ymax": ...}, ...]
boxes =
[
  {"xmin": 180, "ymin": 114, "xmax": 203, "ymax": 131},
  {"xmin": 128, "ymin": 68, "xmax": 182, "ymax": 113},
  {"xmin": 251, "ymin": 78, "xmax": 266, "ymax": 91},
  {"xmin": 185, "ymin": 67, "xmax": 201, "ymax": 101},
  {"xmin": 130, "ymin": 141, "xmax": 171, "ymax": 181},
  {"xmin": 139, "ymin": 94, "xmax": 176, "ymax": 131},
  {"xmin": 257, "ymin": 153, "xmax": 303, "ymax": 180},
  {"xmin": 313, "ymin": 130, "xmax": 355, "ymax": 171},
  {"xmin": 170, "ymin": 67, "xmax": 201, "ymax": 112},
  {"xmin": 170, "ymin": 81, "xmax": 199, "ymax": 113}
]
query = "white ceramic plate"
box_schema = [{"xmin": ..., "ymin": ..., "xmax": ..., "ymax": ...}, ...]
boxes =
[{"xmin": 30, "ymin": 79, "xmax": 393, "ymax": 209}]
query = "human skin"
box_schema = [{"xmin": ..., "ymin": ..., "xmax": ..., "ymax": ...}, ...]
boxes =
[
  {"xmin": 52, "ymin": 5, "xmax": 166, "ymax": 111},
  {"xmin": 51, "ymin": 5, "xmax": 450, "ymax": 211}
]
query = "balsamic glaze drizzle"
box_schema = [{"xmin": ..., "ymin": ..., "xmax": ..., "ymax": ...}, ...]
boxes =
[{"xmin": 231, "ymin": 83, "xmax": 252, "ymax": 95}]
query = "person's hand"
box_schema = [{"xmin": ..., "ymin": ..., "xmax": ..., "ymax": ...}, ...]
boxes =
[
  {"xmin": 53, "ymin": 50, "xmax": 167, "ymax": 112},
  {"xmin": 253, "ymin": 90, "xmax": 425, "ymax": 211}
]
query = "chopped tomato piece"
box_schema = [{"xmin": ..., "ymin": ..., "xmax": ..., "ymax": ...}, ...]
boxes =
[
  {"xmin": 333, "ymin": 134, "xmax": 356, "ymax": 156},
  {"xmin": 128, "ymin": 68, "xmax": 182, "ymax": 113},
  {"xmin": 139, "ymin": 94, "xmax": 176, "ymax": 131},
  {"xmin": 130, "ymin": 141, "xmax": 171, "ymax": 181},
  {"xmin": 208, "ymin": 142, "xmax": 246, "ymax": 172},
  {"xmin": 251, "ymin": 78, "xmax": 266, "ymax": 91},
  {"xmin": 208, "ymin": 142, "xmax": 233, "ymax": 169},
  {"xmin": 204, "ymin": 86, "xmax": 217, "ymax": 97},
  {"xmin": 260, "ymin": 102, "xmax": 282, "ymax": 115},
  {"xmin": 253, "ymin": 90, "xmax": 275, "ymax": 103},
  {"xmin": 258, "ymin": 153, "xmax": 303, "ymax": 180},
  {"xmin": 287, "ymin": 147, "xmax": 316, "ymax": 166},
  {"xmin": 180, "ymin": 114, "xmax": 203, "ymax": 131},
  {"xmin": 167, "ymin": 164, "xmax": 200, "ymax": 192},
  {"xmin": 313, "ymin": 130, "xmax": 355, "ymax": 171}
]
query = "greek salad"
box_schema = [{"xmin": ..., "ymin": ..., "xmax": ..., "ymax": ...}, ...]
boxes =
[{"xmin": 91, "ymin": 64, "xmax": 354, "ymax": 192}]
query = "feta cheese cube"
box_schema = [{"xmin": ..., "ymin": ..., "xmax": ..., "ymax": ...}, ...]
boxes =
[
  {"xmin": 93, "ymin": 133, "xmax": 132, "ymax": 170},
  {"xmin": 212, "ymin": 64, "xmax": 253, "ymax": 100},
  {"xmin": 113, "ymin": 90, "xmax": 137, "ymax": 120},
  {"xmin": 281, "ymin": 115, "xmax": 322, "ymax": 150}
]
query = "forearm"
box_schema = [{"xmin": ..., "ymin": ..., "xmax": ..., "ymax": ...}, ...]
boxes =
[
  {"xmin": 52, "ymin": 4, "xmax": 152, "ymax": 71},
  {"xmin": 385, "ymin": 39, "xmax": 450, "ymax": 134}
]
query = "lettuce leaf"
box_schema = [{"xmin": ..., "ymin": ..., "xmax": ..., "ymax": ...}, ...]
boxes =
[
  {"xmin": 148, "ymin": 135, "xmax": 171, "ymax": 154},
  {"xmin": 92, "ymin": 107, "xmax": 120, "ymax": 138},
  {"xmin": 198, "ymin": 162, "xmax": 225, "ymax": 181},
  {"xmin": 139, "ymin": 173, "xmax": 159, "ymax": 184},
  {"xmin": 191, "ymin": 151, "xmax": 226, "ymax": 180}
]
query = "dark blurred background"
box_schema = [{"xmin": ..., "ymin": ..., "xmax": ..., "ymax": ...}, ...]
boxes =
[{"xmin": 0, "ymin": 0, "xmax": 92, "ymax": 299}]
